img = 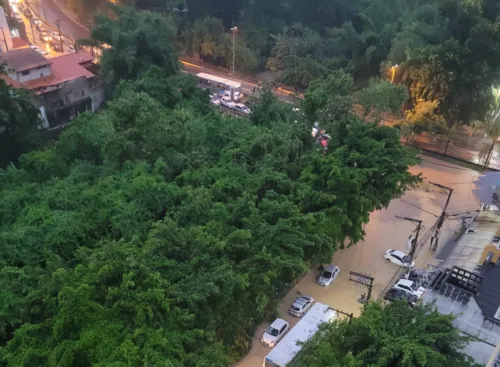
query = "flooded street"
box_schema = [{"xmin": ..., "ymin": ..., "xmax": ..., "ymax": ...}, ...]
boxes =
[{"xmin": 236, "ymin": 155, "xmax": 480, "ymax": 367}]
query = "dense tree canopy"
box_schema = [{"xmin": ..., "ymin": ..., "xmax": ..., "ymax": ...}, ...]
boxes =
[
  {"xmin": 292, "ymin": 300, "xmax": 480, "ymax": 367},
  {"xmin": 0, "ymin": 8, "xmax": 421, "ymax": 364},
  {"xmin": 0, "ymin": 76, "xmax": 43, "ymax": 168}
]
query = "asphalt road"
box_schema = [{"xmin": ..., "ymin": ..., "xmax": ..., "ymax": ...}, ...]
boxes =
[
  {"xmin": 237, "ymin": 156, "xmax": 480, "ymax": 367},
  {"xmin": 30, "ymin": 0, "xmax": 89, "ymax": 40}
]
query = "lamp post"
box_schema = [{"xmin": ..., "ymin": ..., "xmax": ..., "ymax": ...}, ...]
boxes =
[
  {"xmin": 391, "ymin": 64, "xmax": 399, "ymax": 84},
  {"xmin": 230, "ymin": 26, "xmax": 237, "ymax": 78}
]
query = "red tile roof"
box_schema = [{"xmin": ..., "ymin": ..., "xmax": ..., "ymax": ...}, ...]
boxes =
[
  {"xmin": 11, "ymin": 37, "xmax": 30, "ymax": 49},
  {"xmin": 23, "ymin": 75, "xmax": 60, "ymax": 90},
  {"xmin": 0, "ymin": 74, "xmax": 24, "ymax": 89},
  {"xmin": 49, "ymin": 51, "xmax": 95, "ymax": 83},
  {"xmin": 0, "ymin": 48, "xmax": 50, "ymax": 72}
]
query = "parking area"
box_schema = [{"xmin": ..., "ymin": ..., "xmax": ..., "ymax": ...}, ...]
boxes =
[{"xmin": 236, "ymin": 155, "xmax": 480, "ymax": 367}]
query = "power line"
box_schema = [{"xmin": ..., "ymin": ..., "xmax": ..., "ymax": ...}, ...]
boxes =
[{"xmin": 399, "ymin": 198, "xmax": 439, "ymax": 217}]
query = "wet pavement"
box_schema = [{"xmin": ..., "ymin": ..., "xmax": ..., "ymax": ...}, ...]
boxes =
[{"xmin": 236, "ymin": 155, "xmax": 481, "ymax": 367}]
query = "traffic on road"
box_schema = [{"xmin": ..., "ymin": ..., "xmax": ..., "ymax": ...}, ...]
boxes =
[{"xmin": 9, "ymin": 0, "xmax": 77, "ymax": 58}]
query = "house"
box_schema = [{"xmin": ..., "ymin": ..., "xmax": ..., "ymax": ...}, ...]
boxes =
[
  {"xmin": 422, "ymin": 211, "xmax": 500, "ymax": 365},
  {"xmin": 0, "ymin": 48, "xmax": 105, "ymax": 127}
]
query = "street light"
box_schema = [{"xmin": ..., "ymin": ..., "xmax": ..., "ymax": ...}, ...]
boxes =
[
  {"xmin": 230, "ymin": 26, "xmax": 238, "ymax": 78},
  {"xmin": 391, "ymin": 64, "xmax": 399, "ymax": 84}
]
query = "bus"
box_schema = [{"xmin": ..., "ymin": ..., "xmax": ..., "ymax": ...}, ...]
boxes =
[
  {"xmin": 196, "ymin": 72, "xmax": 242, "ymax": 101},
  {"xmin": 263, "ymin": 303, "xmax": 336, "ymax": 367}
]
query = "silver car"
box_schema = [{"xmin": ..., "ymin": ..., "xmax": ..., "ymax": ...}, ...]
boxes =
[
  {"xmin": 288, "ymin": 295, "xmax": 314, "ymax": 317},
  {"xmin": 317, "ymin": 264, "xmax": 340, "ymax": 286}
]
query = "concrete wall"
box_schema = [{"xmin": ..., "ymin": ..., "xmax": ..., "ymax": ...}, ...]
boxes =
[
  {"xmin": 60, "ymin": 76, "xmax": 90, "ymax": 104},
  {"xmin": 90, "ymin": 82, "xmax": 105, "ymax": 111},
  {"xmin": 10, "ymin": 65, "xmax": 52, "ymax": 83}
]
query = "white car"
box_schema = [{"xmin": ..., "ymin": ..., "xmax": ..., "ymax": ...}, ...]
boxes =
[
  {"xmin": 67, "ymin": 45, "xmax": 75, "ymax": 53},
  {"xmin": 393, "ymin": 279, "xmax": 426, "ymax": 299},
  {"xmin": 384, "ymin": 249, "xmax": 415, "ymax": 268},
  {"xmin": 209, "ymin": 94, "xmax": 220, "ymax": 105},
  {"xmin": 220, "ymin": 96, "xmax": 235, "ymax": 108},
  {"xmin": 288, "ymin": 295, "xmax": 314, "ymax": 317},
  {"xmin": 233, "ymin": 103, "xmax": 251, "ymax": 114},
  {"xmin": 51, "ymin": 31, "xmax": 61, "ymax": 39},
  {"xmin": 317, "ymin": 264, "xmax": 340, "ymax": 287},
  {"xmin": 261, "ymin": 318, "xmax": 289, "ymax": 347},
  {"xmin": 29, "ymin": 44, "xmax": 39, "ymax": 51}
]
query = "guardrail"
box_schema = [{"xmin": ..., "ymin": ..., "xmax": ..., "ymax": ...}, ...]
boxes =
[{"xmin": 215, "ymin": 105, "xmax": 247, "ymax": 118}]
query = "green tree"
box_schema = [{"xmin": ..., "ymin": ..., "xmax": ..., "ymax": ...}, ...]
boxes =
[
  {"xmin": 86, "ymin": 6, "xmax": 179, "ymax": 91},
  {"xmin": 295, "ymin": 300, "xmax": 479, "ymax": 367},
  {"xmin": 303, "ymin": 70, "xmax": 354, "ymax": 123},
  {"xmin": 357, "ymin": 79, "xmax": 409, "ymax": 122},
  {"xmin": 0, "ymin": 78, "xmax": 43, "ymax": 168}
]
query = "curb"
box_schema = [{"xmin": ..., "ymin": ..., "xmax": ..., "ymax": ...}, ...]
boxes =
[{"xmin": 51, "ymin": 0, "xmax": 89, "ymax": 32}]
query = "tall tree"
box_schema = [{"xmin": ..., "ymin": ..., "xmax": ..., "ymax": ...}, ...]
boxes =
[
  {"xmin": 295, "ymin": 300, "xmax": 479, "ymax": 367},
  {"xmin": 86, "ymin": 6, "xmax": 179, "ymax": 91},
  {"xmin": 0, "ymin": 78, "xmax": 43, "ymax": 168}
]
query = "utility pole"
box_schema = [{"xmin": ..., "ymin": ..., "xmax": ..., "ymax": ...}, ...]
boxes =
[
  {"xmin": 25, "ymin": 0, "xmax": 36, "ymax": 46},
  {"xmin": 54, "ymin": 19, "xmax": 64, "ymax": 53},
  {"xmin": 396, "ymin": 216, "xmax": 423, "ymax": 272},
  {"xmin": 429, "ymin": 182, "xmax": 453, "ymax": 252},
  {"xmin": 230, "ymin": 26, "xmax": 237, "ymax": 78},
  {"xmin": 42, "ymin": 0, "xmax": 48, "ymax": 20}
]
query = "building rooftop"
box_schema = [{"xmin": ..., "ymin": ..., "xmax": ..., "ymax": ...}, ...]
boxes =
[
  {"xmin": 11, "ymin": 37, "xmax": 30, "ymax": 49},
  {"xmin": 442, "ymin": 211, "xmax": 500, "ymax": 272},
  {"xmin": 0, "ymin": 48, "xmax": 50, "ymax": 72},
  {"xmin": 476, "ymin": 263, "xmax": 500, "ymax": 322},
  {"xmin": 0, "ymin": 74, "xmax": 23, "ymax": 88},
  {"xmin": 49, "ymin": 51, "xmax": 94, "ymax": 83}
]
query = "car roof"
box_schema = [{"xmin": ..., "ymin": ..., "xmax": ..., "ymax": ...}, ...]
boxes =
[
  {"xmin": 270, "ymin": 318, "xmax": 288, "ymax": 329},
  {"xmin": 292, "ymin": 296, "xmax": 312, "ymax": 306},
  {"xmin": 323, "ymin": 264, "xmax": 338, "ymax": 272},
  {"xmin": 389, "ymin": 249, "xmax": 406, "ymax": 257},
  {"xmin": 396, "ymin": 279, "xmax": 414, "ymax": 287}
]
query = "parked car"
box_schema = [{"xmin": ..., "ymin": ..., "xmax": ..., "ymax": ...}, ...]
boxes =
[
  {"xmin": 384, "ymin": 288, "xmax": 418, "ymax": 307},
  {"xmin": 23, "ymin": 7, "xmax": 32, "ymax": 17},
  {"xmin": 37, "ymin": 49, "xmax": 49, "ymax": 56},
  {"xmin": 393, "ymin": 279, "xmax": 426, "ymax": 299},
  {"xmin": 317, "ymin": 264, "xmax": 340, "ymax": 287},
  {"xmin": 39, "ymin": 32, "xmax": 51, "ymax": 42},
  {"xmin": 220, "ymin": 96, "xmax": 235, "ymax": 108},
  {"xmin": 261, "ymin": 318, "xmax": 289, "ymax": 347},
  {"xmin": 49, "ymin": 41, "xmax": 62, "ymax": 52},
  {"xmin": 67, "ymin": 45, "xmax": 75, "ymax": 53},
  {"xmin": 288, "ymin": 295, "xmax": 314, "ymax": 317},
  {"xmin": 384, "ymin": 249, "xmax": 415, "ymax": 268},
  {"xmin": 29, "ymin": 44, "xmax": 39, "ymax": 50},
  {"xmin": 13, "ymin": 14, "xmax": 23, "ymax": 23},
  {"xmin": 51, "ymin": 31, "xmax": 61, "ymax": 39},
  {"xmin": 36, "ymin": 23, "xmax": 47, "ymax": 33},
  {"xmin": 210, "ymin": 96, "xmax": 220, "ymax": 106},
  {"xmin": 233, "ymin": 103, "xmax": 251, "ymax": 114}
]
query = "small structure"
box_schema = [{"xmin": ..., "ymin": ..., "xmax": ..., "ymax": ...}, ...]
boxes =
[{"xmin": 0, "ymin": 48, "xmax": 105, "ymax": 128}]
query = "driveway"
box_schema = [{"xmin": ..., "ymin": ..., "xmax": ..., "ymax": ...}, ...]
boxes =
[{"xmin": 236, "ymin": 155, "xmax": 480, "ymax": 367}]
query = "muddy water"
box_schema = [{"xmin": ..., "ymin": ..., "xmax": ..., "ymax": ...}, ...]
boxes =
[{"xmin": 236, "ymin": 156, "xmax": 480, "ymax": 367}]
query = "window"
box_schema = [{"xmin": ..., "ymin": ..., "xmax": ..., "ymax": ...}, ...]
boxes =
[
  {"xmin": 21, "ymin": 70, "xmax": 30, "ymax": 76},
  {"xmin": 494, "ymin": 306, "xmax": 500, "ymax": 320},
  {"xmin": 279, "ymin": 325, "xmax": 287, "ymax": 334}
]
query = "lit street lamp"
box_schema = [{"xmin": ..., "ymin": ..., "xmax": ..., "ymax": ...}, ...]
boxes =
[
  {"xmin": 230, "ymin": 26, "xmax": 237, "ymax": 78},
  {"xmin": 391, "ymin": 64, "xmax": 399, "ymax": 84}
]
